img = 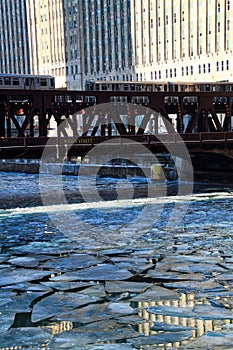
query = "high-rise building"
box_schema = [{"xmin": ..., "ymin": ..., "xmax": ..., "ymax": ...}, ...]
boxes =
[
  {"xmin": 1, "ymin": 0, "xmax": 233, "ymax": 88},
  {"xmin": 131, "ymin": 0, "xmax": 233, "ymax": 82},
  {"xmin": 0, "ymin": 0, "xmax": 31, "ymax": 74},
  {"xmin": 65, "ymin": 0, "xmax": 135, "ymax": 90},
  {"xmin": 63, "ymin": 0, "xmax": 82, "ymax": 90},
  {"xmin": 26, "ymin": 0, "xmax": 66, "ymax": 88}
]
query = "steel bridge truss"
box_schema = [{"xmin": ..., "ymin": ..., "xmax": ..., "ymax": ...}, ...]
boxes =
[
  {"xmin": 0, "ymin": 89, "xmax": 232, "ymax": 138},
  {"xmin": 1, "ymin": 89, "xmax": 233, "ymax": 163}
]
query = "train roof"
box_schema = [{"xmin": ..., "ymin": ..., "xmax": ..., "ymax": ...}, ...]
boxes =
[
  {"xmin": 0, "ymin": 73, "xmax": 54, "ymax": 78},
  {"xmin": 93, "ymin": 80, "xmax": 232, "ymax": 85}
]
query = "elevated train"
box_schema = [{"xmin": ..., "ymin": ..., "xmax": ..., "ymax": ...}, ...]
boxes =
[
  {"xmin": 85, "ymin": 80, "xmax": 233, "ymax": 93},
  {"xmin": 0, "ymin": 73, "xmax": 55, "ymax": 90}
]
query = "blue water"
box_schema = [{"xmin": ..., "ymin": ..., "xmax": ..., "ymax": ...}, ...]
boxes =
[{"xmin": 1, "ymin": 171, "xmax": 233, "ymax": 246}]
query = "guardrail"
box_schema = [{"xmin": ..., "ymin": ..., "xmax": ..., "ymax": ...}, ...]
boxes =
[{"xmin": 1, "ymin": 132, "xmax": 233, "ymax": 150}]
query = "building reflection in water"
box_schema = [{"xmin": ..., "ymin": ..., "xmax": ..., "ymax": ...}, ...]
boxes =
[
  {"xmin": 136, "ymin": 292, "xmax": 233, "ymax": 348},
  {"xmin": 0, "ymin": 293, "xmax": 233, "ymax": 349}
]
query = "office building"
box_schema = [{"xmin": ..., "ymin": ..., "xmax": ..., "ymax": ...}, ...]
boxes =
[
  {"xmin": 0, "ymin": 0, "xmax": 31, "ymax": 74},
  {"xmin": 131, "ymin": 0, "xmax": 233, "ymax": 82},
  {"xmin": 65, "ymin": 0, "xmax": 134, "ymax": 90},
  {"xmin": 1, "ymin": 0, "xmax": 233, "ymax": 88},
  {"xmin": 26, "ymin": 0, "xmax": 66, "ymax": 88}
]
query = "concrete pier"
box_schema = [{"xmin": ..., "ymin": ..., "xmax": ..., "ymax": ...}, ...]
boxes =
[{"xmin": 0, "ymin": 159, "xmax": 151, "ymax": 178}]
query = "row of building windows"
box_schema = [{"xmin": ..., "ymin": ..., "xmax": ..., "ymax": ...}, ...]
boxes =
[{"xmin": 134, "ymin": 59, "xmax": 231, "ymax": 82}]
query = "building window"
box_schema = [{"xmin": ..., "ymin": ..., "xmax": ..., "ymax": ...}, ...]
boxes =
[
  {"xmin": 222, "ymin": 61, "xmax": 224, "ymax": 70},
  {"xmin": 186, "ymin": 66, "xmax": 188, "ymax": 75},
  {"xmin": 208, "ymin": 63, "xmax": 211, "ymax": 72},
  {"xmin": 174, "ymin": 68, "xmax": 177, "ymax": 77},
  {"xmin": 159, "ymin": 70, "xmax": 161, "ymax": 79},
  {"xmin": 191, "ymin": 66, "xmax": 193, "ymax": 75},
  {"xmin": 217, "ymin": 2, "xmax": 221, "ymax": 13},
  {"xmin": 227, "ymin": 20, "xmax": 230, "ymax": 31},
  {"xmin": 217, "ymin": 22, "xmax": 220, "ymax": 32},
  {"xmin": 227, "ymin": 0, "xmax": 230, "ymax": 10},
  {"xmin": 166, "ymin": 15, "xmax": 168, "ymax": 25},
  {"xmin": 154, "ymin": 71, "xmax": 157, "ymax": 79},
  {"xmin": 170, "ymin": 69, "xmax": 172, "ymax": 78},
  {"xmin": 198, "ymin": 64, "xmax": 201, "ymax": 74},
  {"xmin": 216, "ymin": 61, "xmax": 219, "ymax": 71},
  {"xmin": 226, "ymin": 60, "xmax": 229, "ymax": 70},
  {"xmin": 203, "ymin": 64, "xmax": 206, "ymax": 73},
  {"xmin": 182, "ymin": 67, "xmax": 184, "ymax": 76},
  {"xmin": 158, "ymin": 17, "xmax": 161, "ymax": 26},
  {"xmin": 173, "ymin": 13, "xmax": 176, "ymax": 23},
  {"xmin": 166, "ymin": 69, "xmax": 168, "ymax": 78}
]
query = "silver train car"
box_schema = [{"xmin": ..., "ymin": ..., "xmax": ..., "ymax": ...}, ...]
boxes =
[
  {"xmin": 0, "ymin": 74, "xmax": 55, "ymax": 90},
  {"xmin": 85, "ymin": 80, "xmax": 233, "ymax": 93}
]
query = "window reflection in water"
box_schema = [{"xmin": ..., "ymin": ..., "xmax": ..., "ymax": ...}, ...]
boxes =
[{"xmin": 0, "ymin": 293, "xmax": 233, "ymax": 349}]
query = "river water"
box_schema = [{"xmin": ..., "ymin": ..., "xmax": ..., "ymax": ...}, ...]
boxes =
[{"xmin": 1, "ymin": 172, "xmax": 233, "ymax": 349}]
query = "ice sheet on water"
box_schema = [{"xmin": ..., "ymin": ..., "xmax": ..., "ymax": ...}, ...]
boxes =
[
  {"xmin": 40, "ymin": 281, "xmax": 92, "ymax": 291},
  {"xmin": 32, "ymin": 291, "xmax": 102, "ymax": 323},
  {"xmin": 182, "ymin": 330, "xmax": 233, "ymax": 349},
  {"xmin": 50, "ymin": 322, "xmax": 138, "ymax": 348},
  {"xmin": 151, "ymin": 321, "xmax": 196, "ymax": 332},
  {"xmin": 0, "ymin": 327, "xmax": 52, "ymax": 348},
  {"xmin": 56, "ymin": 302, "xmax": 136, "ymax": 324},
  {"xmin": 105, "ymin": 281, "xmax": 151, "ymax": 294},
  {"xmin": 127, "ymin": 331, "xmax": 193, "ymax": 346},
  {"xmin": 49, "ymin": 263, "xmax": 133, "ymax": 282},
  {"xmin": 40, "ymin": 254, "xmax": 102, "ymax": 271},
  {"xmin": 147, "ymin": 304, "xmax": 233, "ymax": 320},
  {"xmin": 0, "ymin": 268, "xmax": 54, "ymax": 286},
  {"xmin": 130, "ymin": 285, "xmax": 180, "ymax": 301}
]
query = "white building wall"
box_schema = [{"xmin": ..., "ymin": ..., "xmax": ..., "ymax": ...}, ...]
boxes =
[{"xmin": 132, "ymin": 0, "xmax": 233, "ymax": 83}]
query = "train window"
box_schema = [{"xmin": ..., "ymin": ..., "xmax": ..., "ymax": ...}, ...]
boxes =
[
  {"xmin": 4, "ymin": 78, "xmax": 11, "ymax": 85},
  {"xmin": 123, "ymin": 84, "xmax": 129, "ymax": 91},
  {"xmin": 155, "ymin": 84, "xmax": 162, "ymax": 91},
  {"xmin": 50, "ymin": 78, "xmax": 55, "ymax": 88},
  {"xmin": 136, "ymin": 84, "xmax": 142, "ymax": 91},
  {"xmin": 12, "ymin": 78, "xmax": 20, "ymax": 86},
  {"xmin": 40, "ymin": 79, "xmax": 47, "ymax": 86},
  {"xmin": 180, "ymin": 84, "xmax": 187, "ymax": 92},
  {"xmin": 0, "ymin": 78, "xmax": 3, "ymax": 85},
  {"xmin": 101, "ymin": 84, "xmax": 108, "ymax": 90},
  {"xmin": 130, "ymin": 84, "xmax": 136, "ymax": 91}
]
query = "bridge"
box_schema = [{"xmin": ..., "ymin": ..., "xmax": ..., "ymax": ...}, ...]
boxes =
[{"xmin": 0, "ymin": 88, "xmax": 233, "ymax": 171}]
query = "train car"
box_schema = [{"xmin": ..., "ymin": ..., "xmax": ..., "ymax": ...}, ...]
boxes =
[
  {"xmin": 0, "ymin": 73, "xmax": 55, "ymax": 90},
  {"xmin": 85, "ymin": 80, "xmax": 233, "ymax": 93}
]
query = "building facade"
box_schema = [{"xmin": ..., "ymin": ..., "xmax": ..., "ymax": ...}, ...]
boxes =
[
  {"xmin": 1, "ymin": 0, "xmax": 233, "ymax": 88},
  {"xmin": 65, "ymin": 0, "xmax": 135, "ymax": 90},
  {"xmin": 26, "ymin": 0, "xmax": 66, "ymax": 88},
  {"xmin": 131, "ymin": 0, "xmax": 233, "ymax": 82},
  {"xmin": 0, "ymin": 0, "xmax": 31, "ymax": 74}
]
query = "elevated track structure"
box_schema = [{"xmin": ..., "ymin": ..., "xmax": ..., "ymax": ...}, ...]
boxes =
[{"xmin": 0, "ymin": 88, "xmax": 233, "ymax": 172}]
